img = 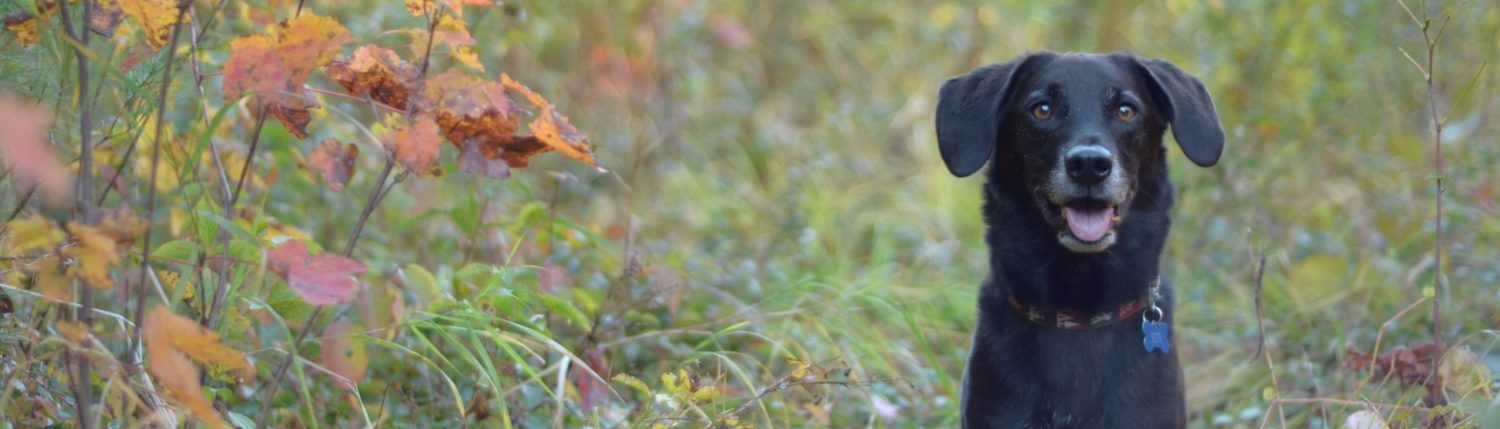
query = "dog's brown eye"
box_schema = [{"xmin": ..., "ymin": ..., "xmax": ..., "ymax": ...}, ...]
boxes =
[
  {"xmin": 1116, "ymin": 104, "xmax": 1136, "ymax": 121},
  {"xmin": 1032, "ymin": 103, "xmax": 1052, "ymax": 120}
]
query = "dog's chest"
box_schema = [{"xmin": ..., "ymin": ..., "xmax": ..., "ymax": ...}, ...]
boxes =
[{"xmin": 964, "ymin": 314, "xmax": 1183, "ymax": 428}]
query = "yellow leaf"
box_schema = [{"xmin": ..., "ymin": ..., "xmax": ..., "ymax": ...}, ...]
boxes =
[
  {"xmin": 120, "ymin": 0, "xmax": 189, "ymax": 49},
  {"xmin": 4, "ymin": 16, "xmax": 42, "ymax": 47},
  {"xmin": 57, "ymin": 321, "xmax": 90, "ymax": 343},
  {"xmin": 67, "ymin": 224, "xmax": 122, "ymax": 288},
  {"xmin": 33, "ymin": 256, "xmax": 71, "ymax": 301},
  {"xmin": 146, "ymin": 307, "xmax": 251, "ymax": 429},
  {"xmin": 691, "ymin": 386, "xmax": 721, "ymax": 402},
  {"xmin": 613, "ymin": 373, "xmax": 651, "ymax": 396},
  {"xmin": 6, "ymin": 215, "xmax": 63, "ymax": 253}
]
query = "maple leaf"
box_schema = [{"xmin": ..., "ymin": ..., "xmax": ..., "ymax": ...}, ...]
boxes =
[
  {"xmin": 120, "ymin": 0, "xmax": 188, "ymax": 49},
  {"xmin": 418, "ymin": 69, "xmax": 522, "ymax": 144},
  {"xmin": 500, "ymin": 74, "xmax": 601, "ymax": 169},
  {"xmin": 325, "ymin": 45, "xmax": 421, "ymax": 110},
  {"xmin": 222, "ymin": 13, "xmax": 352, "ymax": 138},
  {"xmin": 267, "ymin": 240, "xmax": 365, "ymax": 306},
  {"xmin": 406, "ymin": 14, "xmax": 483, "ymax": 71},
  {"xmin": 320, "ymin": 320, "xmax": 369, "ymax": 389},
  {"xmin": 0, "ymin": 92, "xmax": 72, "ymax": 206},
  {"xmin": 307, "ymin": 138, "xmax": 358, "ymax": 191},
  {"xmin": 145, "ymin": 307, "xmax": 253, "ymax": 429},
  {"xmin": 381, "ymin": 116, "xmax": 442, "ymax": 175}
]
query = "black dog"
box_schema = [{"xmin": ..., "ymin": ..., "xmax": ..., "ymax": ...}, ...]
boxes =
[{"xmin": 936, "ymin": 52, "xmax": 1223, "ymax": 428}]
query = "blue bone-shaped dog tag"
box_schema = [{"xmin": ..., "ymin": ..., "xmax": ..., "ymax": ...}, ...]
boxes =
[{"xmin": 1142, "ymin": 318, "xmax": 1170, "ymax": 353}]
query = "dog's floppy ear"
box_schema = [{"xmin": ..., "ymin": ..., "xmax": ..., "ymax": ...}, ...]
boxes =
[
  {"xmin": 935, "ymin": 55, "xmax": 1037, "ymax": 177},
  {"xmin": 1137, "ymin": 58, "xmax": 1225, "ymax": 167}
]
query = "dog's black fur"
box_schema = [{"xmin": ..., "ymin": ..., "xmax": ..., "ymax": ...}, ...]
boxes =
[{"xmin": 936, "ymin": 52, "xmax": 1223, "ymax": 428}]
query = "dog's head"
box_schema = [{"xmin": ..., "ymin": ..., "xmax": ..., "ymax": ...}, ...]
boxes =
[{"xmin": 936, "ymin": 52, "xmax": 1223, "ymax": 253}]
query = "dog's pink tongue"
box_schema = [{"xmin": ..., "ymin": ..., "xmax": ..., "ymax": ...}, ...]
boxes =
[{"xmin": 1062, "ymin": 206, "xmax": 1112, "ymax": 242}]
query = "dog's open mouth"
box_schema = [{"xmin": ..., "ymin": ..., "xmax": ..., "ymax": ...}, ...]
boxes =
[{"xmin": 1048, "ymin": 199, "xmax": 1121, "ymax": 252}]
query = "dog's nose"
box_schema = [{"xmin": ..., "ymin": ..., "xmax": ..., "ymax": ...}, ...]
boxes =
[{"xmin": 1064, "ymin": 146, "xmax": 1113, "ymax": 186}]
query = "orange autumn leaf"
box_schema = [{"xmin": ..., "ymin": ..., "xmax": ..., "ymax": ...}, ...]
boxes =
[
  {"xmin": 145, "ymin": 307, "xmax": 253, "ymax": 429},
  {"xmin": 0, "ymin": 92, "xmax": 72, "ymax": 206},
  {"xmin": 381, "ymin": 116, "xmax": 442, "ymax": 175},
  {"xmin": 120, "ymin": 0, "xmax": 188, "ymax": 49},
  {"xmin": 418, "ymin": 69, "xmax": 522, "ymax": 146},
  {"xmin": 307, "ymin": 138, "xmax": 358, "ymax": 191},
  {"xmin": 499, "ymin": 74, "xmax": 602, "ymax": 169},
  {"xmin": 320, "ymin": 320, "xmax": 369, "ymax": 389},
  {"xmin": 325, "ymin": 45, "xmax": 421, "ymax": 110},
  {"xmin": 222, "ymin": 13, "xmax": 352, "ymax": 138}
]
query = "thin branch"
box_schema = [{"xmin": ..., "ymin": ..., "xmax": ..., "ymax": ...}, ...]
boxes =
[
  {"xmin": 130, "ymin": 1, "xmax": 190, "ymax": 363},
  {"xmin": 57, "ymin": 1, "xmax": 97, "ymax": 427}
]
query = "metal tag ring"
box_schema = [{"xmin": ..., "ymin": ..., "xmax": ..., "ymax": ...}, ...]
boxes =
[{"xmin": 1143, "ymin": 305, "xmax": 1164, "ymax": 323}]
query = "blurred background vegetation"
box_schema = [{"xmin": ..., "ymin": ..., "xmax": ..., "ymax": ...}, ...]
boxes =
[{"xmin": 3, "ymin": 0, "xmax": 1499, "ymax": 427}]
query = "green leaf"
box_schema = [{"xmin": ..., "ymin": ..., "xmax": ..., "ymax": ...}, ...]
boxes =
[
  {"xmin": 404, "ymin": 264, "xmax": 444, "ymax": 305},
  {"xmin": 537, "ymin": 294, "xmax": 591, "ymax": 331},
  {"xmin": 151, "ymin": 240, "xmax": 201, "ymax": 262}
]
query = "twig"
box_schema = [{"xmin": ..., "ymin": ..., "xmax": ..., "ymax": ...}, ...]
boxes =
[
  {"xmin": 6, "ymin": 186, "xmax": 36, "ymax": 222},
  {"xmin": 1251, "ymin": 256, "xmax": 1289, "ymax": 429},
  {"xmin": 1396, "ymin": 0, "xmax": 1449, "ymax": 409},
  {"xmin": 1251, "ymin": 256, "xmax": 1267, "ymax": 362},
  {"xmin": 57, "ymin": 1, "xmax": 97, "ymax": 427},
  {"xmin": 258, "ymin": 156, "xmax": 396, "ymax": 428},
  {"xmin": 130, "ymin": 0, "xmax": 190, "ymax": 364}
]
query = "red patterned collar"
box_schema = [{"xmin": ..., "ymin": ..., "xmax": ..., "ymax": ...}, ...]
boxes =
[{"xmin": 1006, "ymin": 278, "xmax": 1161, "ymax": 330}]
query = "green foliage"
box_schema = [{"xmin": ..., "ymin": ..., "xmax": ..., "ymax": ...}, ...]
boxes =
[{"xmin": 0, "ymin": 0, "xmax": 1498, "ymax": 428}]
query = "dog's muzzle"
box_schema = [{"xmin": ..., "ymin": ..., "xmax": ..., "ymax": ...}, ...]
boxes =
[{"xmin": 1041, "ymin": 145, "xmax": 1129, "ymax": 253}]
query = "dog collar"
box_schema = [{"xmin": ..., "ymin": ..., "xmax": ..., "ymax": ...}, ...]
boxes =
[{"xmin": 1005, "ymin": 278, "xmax": 1162, "ymax": 330}]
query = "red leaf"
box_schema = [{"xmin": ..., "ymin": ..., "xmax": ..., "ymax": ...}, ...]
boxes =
[
  {"xmin": 307, "ymin": 138, "xmax": 358, "ymax": 191},
  {"xmin": 267, "ymin": 240, "xmax": 365, "ymax": 306}
]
